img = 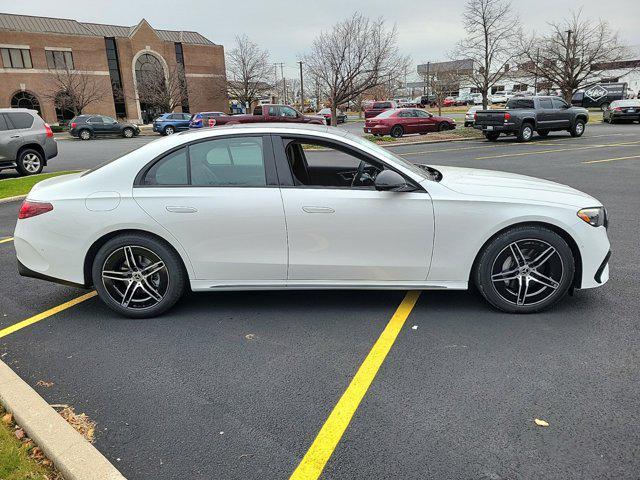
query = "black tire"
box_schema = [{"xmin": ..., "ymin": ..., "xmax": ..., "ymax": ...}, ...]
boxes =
[
  {"xmin": 163, "ymin": 125, "xmax": 175, "ymax": 135},
  {"xmin": 123, "ymin": 127, "xmax": 135, "ymax": 138},
  {"xmin": 15, "ymin": 148, "xmax": 44, "ymax": 176},
  {"xmin": 600, "ymin": 103, "xmax": 609, "ymax": 112},
  {"xmin": 517, "ymin": 123, "xmax": 534, "ymax": 142},
  {"xmin": 390, "ymin": 125, "xmax": 404, "ymax": 138},
  {"xmin": 91, "ymin": 233, "xmax": 186, "ymax": 318},
  {"xmin": 609, "ymin": 118, "xmax": 616, "ymax": 125},
  {"xmin": 437, "ymin": 122, "xmax": 448, "ymax": 132},
  {"xmin": 79, "ymin": 129, "xmax": 92, "ymax": 140},
  {"xmin": 474, "ymin": 225, "xmax": 575, "ymax": 313},
  {"xmin": 603, "ymin": 117, "xmax": 609, "ymax": 123},
  {"xmin": 570, "ymin": 119, "xmax": 585, "ymax": 137},
  {"xmin": 484, "ymin": 132, "xmax": 500, "ymax": 141},
  {"xmin": 537, "ymin": 130, "xmax": 550, "ymax": 137}
]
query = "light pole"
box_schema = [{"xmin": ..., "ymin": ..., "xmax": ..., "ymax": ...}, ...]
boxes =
[{"xmin": 298, "ymin": 61, "xmax": 304, "ymax": 111}]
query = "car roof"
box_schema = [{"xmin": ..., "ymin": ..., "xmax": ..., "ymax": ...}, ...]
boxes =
[{"xmin": 0, "ymin": 108, "xmax": 38, "ymax": 114}]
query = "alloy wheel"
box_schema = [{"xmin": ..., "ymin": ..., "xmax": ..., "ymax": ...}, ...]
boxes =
[
  {"xmin": 22, "ymin": 153, "xmax": 41, "ymax": 173},
  {"xmin": 575, "ymin": 122, "xmax": 584, "ymax": 135},
  {"xmin": 101, "ymin": 246, "xmax": 169, "ymax": 310},
  {"xmin": 490, "ymin": 239, "xmax": 564, "ymax": 306},
  {"xmin": 165, "ymin": 126, "xmax": 174, "ymax": 135},
  {"xmin": 124, "ymin": 128, "xmax": 134, "ymax": 138},
  {"xmin": 80, "ymin": 130, "xmax": 91, "ymax": 140}
]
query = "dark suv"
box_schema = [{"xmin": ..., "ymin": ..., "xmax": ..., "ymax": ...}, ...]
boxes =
[
  {"xmin": 0, "ymin": 108, "xmax": 57, "ymax": 176},
  {"xmin": 69, "ymin": 115, "xmax": 140, "ymax": 140}
]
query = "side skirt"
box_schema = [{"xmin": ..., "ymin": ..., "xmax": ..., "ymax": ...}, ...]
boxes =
[{"xmin": 190, "ymin": 280, "xmax": 468, "ymax": 291}]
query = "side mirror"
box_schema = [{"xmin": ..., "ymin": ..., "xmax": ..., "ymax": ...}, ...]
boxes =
[{"xmin": 375, "ymin": 170, "xmax": 416, "ymax": 192}]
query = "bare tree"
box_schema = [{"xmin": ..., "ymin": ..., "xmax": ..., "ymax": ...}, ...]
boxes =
[
  {"xmin": 226, "ymin": 34, "xmax": 272, "ymax": 109},
  {"xmin": 518, "ymin": 11, "xmax": 633, "ymax": 103},
  {"xmin": 452, "ymin": 0, "xmax": 520, "ymax": 108},
  {"xmin": 135, "ymin": 63, "xmax": 189, "ymax": 113},
  {"xmin": 43, "ymin": 69, "xmax": 106, "ymax": 116},
  {"xmin": 428, "ymin": 70, "xmax": 462, "ymax": 116},
  {"xmin": 303, "ymin": 13, "xmax": 406, "ymax": 126}
]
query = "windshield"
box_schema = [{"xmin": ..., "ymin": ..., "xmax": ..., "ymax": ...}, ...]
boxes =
[{"xmin": 341, "ymin": 130, "xmax": 430, "ymax": 180}]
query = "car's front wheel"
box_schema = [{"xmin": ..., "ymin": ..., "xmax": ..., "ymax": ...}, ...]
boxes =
[
  {"xmin": 123, "ymin": 127, "xmax": 135, "ymax": 138},
  {"xmin": 570, "ymin": 119, "xmax": 585, "ymax": 137},
  {"xmin": 474, "ymin": 225, "xmax": 575, "ymax": 313},
  {"xmin": 92, "ymin": 234, "xmax": 186, "ymax": 318},
  {"xmin": 16, "ymin": 149, "xmax": 44, "ymax": 176}
]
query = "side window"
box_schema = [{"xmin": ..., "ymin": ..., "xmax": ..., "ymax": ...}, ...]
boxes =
[
  {"xmin": 415, "ymin": 110, "xmax": 430, "ymax": 118},
  {"xmin": 0, "ymin": 114, "xmax": 8, "ymax": 131},
  {"xmin": 539, "ymin": 99, "xmax": 553, "ymax": 109},
  {"xmin": 5, "ymin": 112, "xmax": 34, "ymax": 129},
  {"xmin": 189, "ymin": 137, "xmax": 266, "ymax": 187},
  {"xmin": 182, "ymin": 114, "xmax": 192, "ymax": 120},
  {"xmin": 102, "ymin": 116, "xmax": 116, "ymax": 123},
  {"xmin": 88, "ymin": 117, "xmax": 103, "ymax": 124},
  {"xmin": 281, "ymin": 106, "xmax": 297, "ymax": 118},
  {"xmin": 268, "ymin": 106, "xmax": 278, "ymax": 116},
  {"xmin": 142, "ymin": 148, "xmax": 188, "ymax": 186},
  {"xmin": 552, "ymin": 98, "xmax": 568, "ymax": 109}
]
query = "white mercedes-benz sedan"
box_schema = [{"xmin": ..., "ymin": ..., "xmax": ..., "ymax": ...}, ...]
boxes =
[{"xmin": 14, "ymin": 124, "xmax": 610, "ymax": 318}]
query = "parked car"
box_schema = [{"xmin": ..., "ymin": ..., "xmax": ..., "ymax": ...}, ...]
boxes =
[
  {"xmin": 443, "ymin": 97, "xmax": 456, "ymax": 107},
  {"xmin": 470, "ymin": 93, "xmax": 484, "ymax": 105},
  {"xmin": 317, "ymin": 108, "xmax": 347, "ymax": 124},
  {"xmin": 0, "ymin": 108, "xmax": 57, "ymax": 176},
  {"xmin": 14, "ymin": 123, "xmax": 610, "ymax": 318},
  {"xmin": 455, "ymin": 93, "xmax": 474, "ymax": 106},
  {"xmin": 196, "ymin": 105, "xmax": 325, "ymax": 127},
  {"xmin": 474, "ymin": 96, "xmax": 588, "ymax": 142},
  {"xmin": 415, "ymin": 95, "xmax": 436, "ymax": 107},
  {"xmin": 69, "ymin": 115, "xmax": 139, "ymax": 140},
  {"xmin": 464, "ymin": 106, "xmax": 483, "ymax": 127},
  {"xmin": 603, "ymin": 99, "xmax": 640, "ymax": 123},
  {"xmin": 364, "ymin": 101, "xmax": 397, "ymax": 119},
  {"xmin": 189, "ymin": 112, "xmax": 226, "ymax": 129},
  {"xmin": 489, "ymin": 92, "xmax": 508, "ymax": 104},
  {"xmin": 364, "ymin": 108, "xmax": 456, "ymax": 137},
  {"xmin": 152, "ymin": 112, "xmax": 192, "ymax": 135},
  {"xmin": 572, "ymin": 83, "xmax": 627, "ymax": 111}
]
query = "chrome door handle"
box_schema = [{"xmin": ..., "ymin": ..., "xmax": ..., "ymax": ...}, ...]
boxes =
[
  {"xmin": 165, "ymin": 206, "xmax": 198, "ymax": 213},
  {"xmin": 302, "ymin": 206, "xmax": 335, "ymax": 214},
  {"xmin": 10, "ymin": 135, "xmax": 20, "ymax": 138}
]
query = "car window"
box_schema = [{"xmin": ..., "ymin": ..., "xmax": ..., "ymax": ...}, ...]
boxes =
[
  {"xmin": 415, "ymin": 110, "xmax": 430, "ymax": 118},
  {"xmin": 281, "ymin": 106, "xmax": 297, "ymax": 118},
  {"xmin": 88, "ymin": 117, "xmax": 103, "ymax": 124},
  {"xmin": 102, "ymin": 116, "xmax": 116, "ymax": 123},
  {"xmin": 539, "ymin": 99, "xmax": 553, "ymax": 109},
  {"xmin": 189, "ymin": 137, "xmax": 266, "ymax": 187},
  {"xmin": 183, "ymin": 114, "xmax": 192, "ymax": 120},
  {"xmin": 375, "ymin": 109, "xmax": 397, "ymax": 119},
  {"xmin": 0, "ymin": 114, "xmax": 8, "ymax": 131},
  {"xmin": 142, "ymin": 148, "xmax": 188, "ymax": 186},
  {"xmin": 506, "ymin": 99, "xmax": 534, "ymax": 109},
  {"xmin": 398, "ymin": 110, "xmax": 414, "ymax": 118},
  {"xmin": 5, "ymin": 112, "xmax": 34, "ymax": 129},
  {"xmin": 267, "ymin": 106, "xmax": 277, "ymax": 116},
  {"xmin": 552, "ymin": 98, "xmax": 568, "ymax": 109}
]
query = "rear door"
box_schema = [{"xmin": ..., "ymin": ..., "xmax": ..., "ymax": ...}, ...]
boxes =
[
  {"xmin": 133, "ymin": 134, "xmax": 287, "ymax": 282},
  {"xmin": 2, "ymin": 112, "xmax": 34, "ymax": 160},
  {"xmin": 537, "ymin": 98, "xmax": 554, "ymax": 129},
  {"xmin": 86, "ymin": 116, "xmax": 105, "ymax": 135},
  {"xmin": 0, "ymin": 114, "xmax": 11, "ymax": 162}
]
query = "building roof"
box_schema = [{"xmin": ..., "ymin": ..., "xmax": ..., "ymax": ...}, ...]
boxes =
[{"xmin": 0, "ymin": 13, "xmax": 215, "ymax": 45}]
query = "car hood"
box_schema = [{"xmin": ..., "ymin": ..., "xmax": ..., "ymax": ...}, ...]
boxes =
[{"xmin": 430, "ymin": 165, "xmax": 599, "ymax": 207}]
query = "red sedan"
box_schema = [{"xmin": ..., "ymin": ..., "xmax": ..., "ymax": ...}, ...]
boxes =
[{"xmin": 364, "ymin": 108, "xmax": 456, "ymax": 138}]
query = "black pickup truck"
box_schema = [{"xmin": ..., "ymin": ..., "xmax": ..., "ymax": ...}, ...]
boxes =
[{"xmin": 474, "ymin": 96, "xmax": 589, "ymax": 142}]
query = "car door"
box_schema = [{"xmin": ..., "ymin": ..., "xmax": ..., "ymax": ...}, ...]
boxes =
[
  {"xmin": 537, "ymin": 98, "xmax": 554, "ymax": 129},
  {"xmin": 280, "ymin": 106, "xmax": 300, "ymax": 123},
  {"xmin": 273, "ymin": 135, "xmax": 434, "ymax": 282},
  {"xmin": 102, "ymin": 116, "xmax": 120, "ymax": 134},
  {"xmin": 133, "ymin": 134, "xmax": 287, "ymax": 282},
  {"xmin": 414, "ymin": 109, "xmax": 437, "ymax": 132},
  {"xmin": 178, "ymin": 113, "xmax": 191, "ymax": 130},
  {"xmin": 86, "ymin": 116, "xmax": 104, "ymax": 135},
  {"xmin": 550, "ymin": 98, "xmax": 571, "ymax": 128},
  {"xmin": 0, "ymin": 114, "xmax": 12, "ymax": 162},
  {"xmin": 396, "ymin": 110, "xmax": 417, "ymax": 133}
]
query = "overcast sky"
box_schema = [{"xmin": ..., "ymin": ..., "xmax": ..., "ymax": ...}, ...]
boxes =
[{"xmin": 3, "ymin": 0, "xmax": 639, "ymax": 79}]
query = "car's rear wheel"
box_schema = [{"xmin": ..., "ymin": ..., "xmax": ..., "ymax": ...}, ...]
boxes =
[
  {"xmin": 123, "ymin": 127, "xmax": 134, "ymax": 138},
  {"xmin": 484, "ymin": 132, "xmax": 500, "ymax": 141},
  {"xmin": 517, "ymin": 123, "xmax": 534, "ymax": 142},
  {"xmin": 474, "ymin": 225, "xmax": 575, "ymax": 313},
  {"xmin": 163, "ymin": 125, "xmax": 175, "ymax": 135},
  {"xmin": 390, "ymin": 125, "xmax": 404, "ymax": 138},
  {"xmin": 92, "ymin": 234, "xmax": 185, "ymax": 318},
  {"xmin": 600, "ymin": 103, "xmax": 609, "ymax": 112},
  {"xmin": 16, "ymin": 149, "xmax": 44, "ymax": 176},
  {"xmin": 79, "ymin": 129, "xmax": 91, "ymax": 140},
  {"xmin": 570, "ymin": 119, "xmax": 585, "ymax": 137}
]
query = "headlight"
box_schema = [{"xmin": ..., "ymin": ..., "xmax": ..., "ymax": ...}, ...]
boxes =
[{"xmin": 577, "ymin": 207, "xmax": 607, "ymax": 227}]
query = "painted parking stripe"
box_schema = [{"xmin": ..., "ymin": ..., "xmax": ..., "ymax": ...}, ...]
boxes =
[
  {"xmin": 0, "ymin": 237, "xmax": 13, "ymax": 244},
  {"xmin": 583, "ymin": 155, "xmax": 640, "ymax": 164},
  {"xmin": 476, "ymin": 140, "xmax": 640, "ymax": 160},
  {"xmin": 0, "ymin": 291, "xmax": 97, "ymax": 339},
  {"xmin": 290, "ymin": 290, "xmax": 421, "ymax": 480}
]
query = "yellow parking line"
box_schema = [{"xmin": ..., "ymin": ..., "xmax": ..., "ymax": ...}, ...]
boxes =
[
  {"xmin": 0, "ymin": 291, "xmax": 97, "ymax": 339},
  {"xmin": 290, "ymin": 291, "xmax": 421, "ymax": 480},
  {"xmin": 476, "ymin": 140, "xmax": 640, "ymax": 160},
  {"xmin": 0, "ymin": 237, "xmax": 13, "ymax": 244},
  {"xmin": 583, "ymin": 155, "xmax": 640, "ymax": 164}
]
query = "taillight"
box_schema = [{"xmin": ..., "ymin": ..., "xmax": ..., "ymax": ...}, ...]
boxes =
[
  {"xmin": 44, "ymin": 123, "xmax": 53, "ymax": 138},
  {"xmin": 613, "ymin": 107, "xmax": 623, "ymax": 111},
  {"xmin": 18, "ymin": 200, "xmax": 53, "ymax": 219},
  {"xmin": 504, "ymin": 112, "xmax": 511, "ymax": 121},
  {"xmin": 473, "ymin": 112, "xmax": 478, "ymax": 120},
  {"xmin": 70, "ymin": 122, "xmax": 77, "ymax": 129}
]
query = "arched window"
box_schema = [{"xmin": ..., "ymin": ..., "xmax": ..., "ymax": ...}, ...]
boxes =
[
  {"xmin": 135, "ymin": 53, "xmax": 164, "ymax": 83},
  {"xmin": 135, "ymin": 53, "xmax": 167, "ymax": 123},
  {"xmin": 11, "ymin": 91, "xmax": 41, "ymax": 115}
]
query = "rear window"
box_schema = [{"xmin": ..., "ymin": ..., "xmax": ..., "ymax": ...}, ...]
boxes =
[
  {"xmin": 506, "ymin": 99, "xmax": 534, "ymax": 109},
  {"xmin": 375, "ymin": 109, "xmax": 397, "ymax": 119},
  {"xmin": 5, "ymin": 112, "xmax": 34, "ymax": 129},
  {"xmin": 611, "ymin": 100, "xmax": 640, "ymax": 107},
  {"xmin": 373, "ymin": 102, "xmax": 392, "ymax": 109}
]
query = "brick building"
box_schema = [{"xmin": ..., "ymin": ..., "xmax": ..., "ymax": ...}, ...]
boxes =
[{"xmin": 0, "ymin": 13, "xmax": 227, "ymax": 124}]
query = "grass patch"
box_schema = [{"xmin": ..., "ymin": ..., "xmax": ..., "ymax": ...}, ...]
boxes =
[
  {"xmin": 0, "ymin": 410, "xmax": 59, "ymax": 480},
  {"xmin": 0, "ymin": 171, "xmax": 80, "ymax": 199}
]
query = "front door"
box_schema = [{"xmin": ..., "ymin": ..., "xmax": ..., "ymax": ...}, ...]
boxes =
[
  {"xmin": 550, "ymin": 98, "xmax": 572, "ymax": 129},
  {"xmin": 274, "ymin": 135, "xmax": 434, "ymax": 282},
  {"xmin": 414, "ymin": 109, "xmax": 437, "ymax": 133},
  {"xmin": 133, "ymin": 135, "xmax": 287, "ymax": 282}
]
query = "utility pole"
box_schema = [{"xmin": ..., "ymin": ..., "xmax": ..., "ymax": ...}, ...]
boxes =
[
  {"xmin": 298, "ymin": 61, "xmax": 304, "ymax": 112},
  {"xmin": 425, "ymin": 62, "xmax": 431, "ymax": 100},
  {"xmin": 273, "ymin": 63, "xmax": 279, "ymax": 102},
  {"xmin": 274, "ymin": 62, "xmax": 285, "ymax": 103}
]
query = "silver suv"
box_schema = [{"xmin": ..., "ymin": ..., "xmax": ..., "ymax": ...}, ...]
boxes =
[{"xmin": 0, "ymin": 108, "xmax": 58, "ymax": 176}]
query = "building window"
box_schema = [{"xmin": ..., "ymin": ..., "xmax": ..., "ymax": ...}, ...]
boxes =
[
  {"xmin": 104, "ymin": 37, "xmax": 127, "ymax": 118},
  {"xmin": 45, "ymin": 50, "xmax": 74, "ymax": 70},
  {"xmin": 10, "ymin": 91, "xmax": 41, "ymax": 115},
  {"xmin": 174, "ymin": 42, "xmax": 190, "ymax": 113},
  {"xmin": 1, "ymin": 48, "xmax": 32, "ymax": 69}
]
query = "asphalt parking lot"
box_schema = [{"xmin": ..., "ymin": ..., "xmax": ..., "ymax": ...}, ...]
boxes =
[{"xmin": 0, "ymin": 122, "xmax": 639, "ymax": 479}]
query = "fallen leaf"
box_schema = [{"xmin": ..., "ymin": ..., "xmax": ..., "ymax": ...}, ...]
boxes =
[
  {"xmin": 411, "ymin": 325, "xmax": 418, "ymax": 330},
  {"xmin": 2, "ymin": 413, "xmax": 12, "ymax": 424},
  {"xmin": 245, "ymin": 334, "xmax": 255, "ymax": 341},
  {"xmin": 534, "ymin": 418, "xmax": 549, "ymax": 427},
  {"xmin": 36, "ymin": 380, "xmax": 54, "ymax": 388},
  {"xmin": 14, "ymin": 428, "xmax": 25, "ymax": 440}
]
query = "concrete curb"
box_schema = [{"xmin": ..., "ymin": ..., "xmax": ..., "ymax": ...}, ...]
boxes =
[
  {"xmin": 384, "ymin": 136, "xmax": 480, "ymax": 148},
  {"xmin": 0, "ymin": 360, "xmax": 126, "ymax": 480},
  {"xmin": 0, "ymin": 195, "xmax": 26, "ymax": 204}
]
